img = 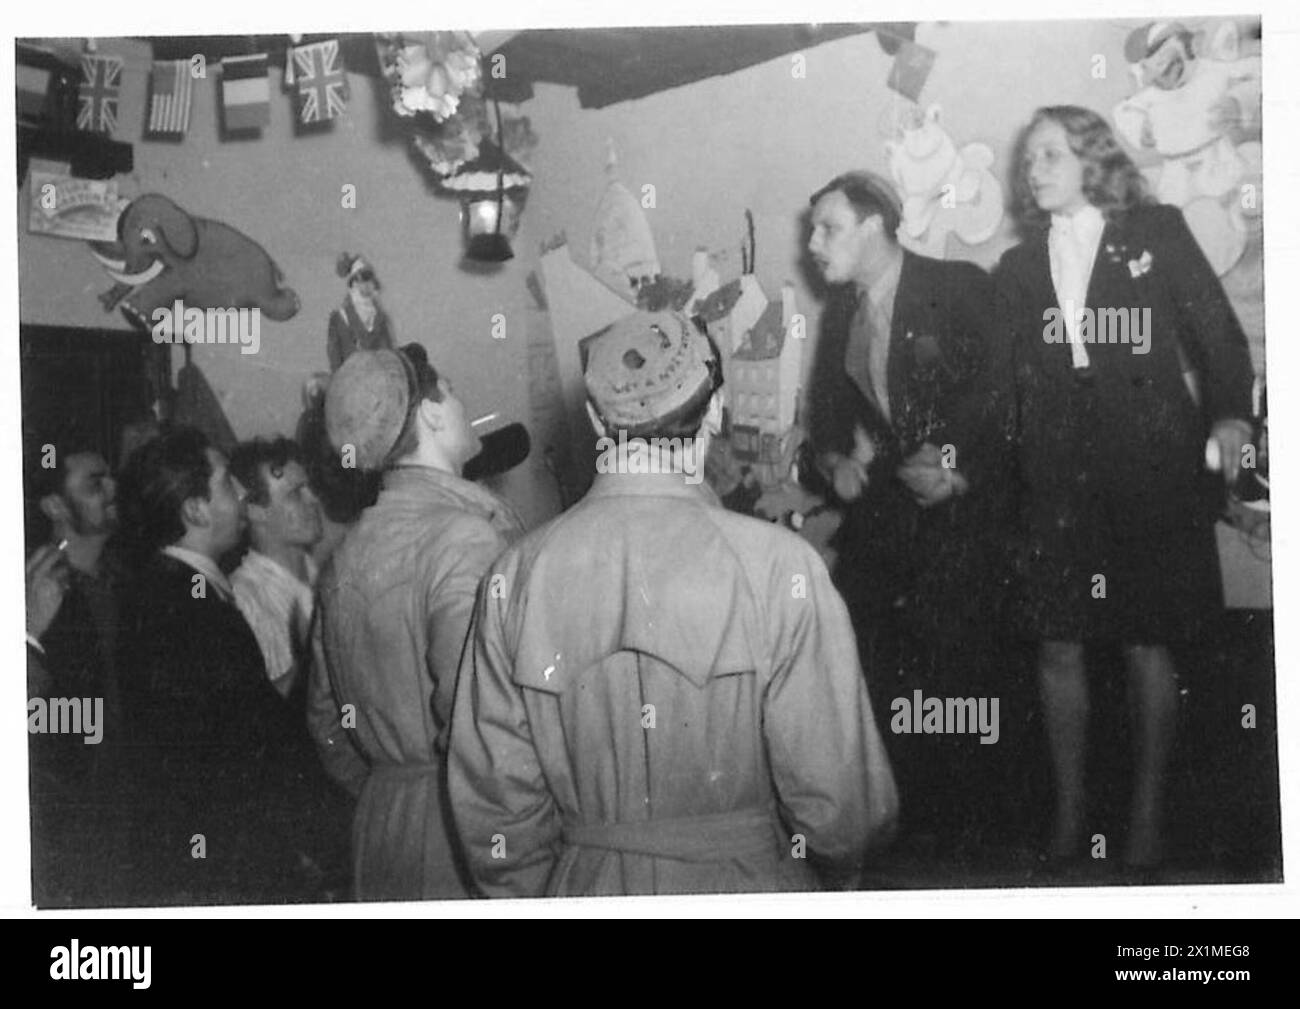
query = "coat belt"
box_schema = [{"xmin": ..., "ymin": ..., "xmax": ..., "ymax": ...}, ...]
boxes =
[{"xmin": 562, "ymin": 806, "xmax": 780, "ymax": 862}]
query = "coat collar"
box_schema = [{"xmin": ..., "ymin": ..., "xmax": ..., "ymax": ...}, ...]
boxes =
[
  {"xmin": 381, "ymin": 464, "xmax": 520, "ymax": 528},
  {"xmin": 161, "ymin": 544, "xmax": 234, "ymax": 600},
  {"xmin": 587, "ymin": 468, "xmax": 720, "ymax": 505}
]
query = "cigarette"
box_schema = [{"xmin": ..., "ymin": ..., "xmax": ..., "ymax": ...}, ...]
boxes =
[
  {"xmin": 56, "ymin": 539, "xmax": 69, "ymax": 552},
  {"xmin": 470, "ymin": 412, "xmax": 498, "ymax": 428}
]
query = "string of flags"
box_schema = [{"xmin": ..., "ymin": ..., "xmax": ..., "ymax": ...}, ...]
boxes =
[
  {"xmin": 23, "ymin": 40, "xmax": 353, "ymax": 141},
  {"xmin": 290, "ymin": 40, "xmax": 350, "ymax": 124},
  {"xmin": 78, "ymin": 53, "xmax": 123, "ymax": 133}
]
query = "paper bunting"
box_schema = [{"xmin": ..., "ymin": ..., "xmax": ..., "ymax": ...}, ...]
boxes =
[
  {"xmin": 148, "ymin": 60, "xmax": 194, "ymax": 138},
  {"xmin": 292, "ymin": 40, "xmax": 349, "ymax": 124},
  {"xmin": 77, "ymin": 53, "xmax": 122, "ymax": 133}
]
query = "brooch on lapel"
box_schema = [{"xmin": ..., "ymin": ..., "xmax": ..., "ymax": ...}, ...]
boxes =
[{"xmin": 1127, "ymin": 249, "xmax": 1154, "ymax": 279}]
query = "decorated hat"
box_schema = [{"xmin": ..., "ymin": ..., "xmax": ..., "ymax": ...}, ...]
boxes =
[
  {"xmin": 325, "ymin": 348, "xmax": 417, "ymax": 470},
  {"xmin": 1124, "ymin": 21, "xmax": 1191, "ymax": 64},
  {"xmin": 336, "ymin": 251, "xmax": 379, "ymax": 285},
  {"xmin": 583, "ymin": 309, "xmax": 719, "ymax": 436}
]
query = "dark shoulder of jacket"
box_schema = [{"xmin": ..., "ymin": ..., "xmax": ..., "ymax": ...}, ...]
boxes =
[
  {"xmin": 1124, "ymin": 200, "xmax": 1180, "ymax": 229},
  {"xmin": 929, "ymin": 255, "xmax": 993, "ymax": 310},
  {"xmin": 994, "ymin": 232, "xmax": 1039, "ymax": 274},
  {"xmin": 122, "ymin": 554, "xmax": 185, "ymax": 619},
  {"xmin": 1124, "ymin": 202, "xmax": 1193, "ymax": 254}
]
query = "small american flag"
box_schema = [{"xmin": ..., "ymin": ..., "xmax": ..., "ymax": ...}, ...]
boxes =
[
  {"xmin": 78, "ymin": 54, "xmax": 123, "ymax": 134},
  {"xmin": 148, "ymin": 60, "xmax": 193, "ymax": 138},
  {"xmin": 293, "ymin": 40, "xmax": 349, "ymax": 124}
]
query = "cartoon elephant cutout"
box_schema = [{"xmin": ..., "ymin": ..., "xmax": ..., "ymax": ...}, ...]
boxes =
[
  {"xmin": 90, "ymin": 193, "xmax": 300, "ymax": 328},
  {"xmin": 886, "ymin": 104, "xmax": 1004, "ymax": 259}
]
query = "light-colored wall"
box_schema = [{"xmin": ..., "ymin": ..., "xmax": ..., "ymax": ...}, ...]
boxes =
[
  {"xmin": 18, "ymin": 38, "xmax": 551, "ymax": 522},
  {"xmin": 18, "ymin": 20, "xmax": 1263, "ymax": 529}
]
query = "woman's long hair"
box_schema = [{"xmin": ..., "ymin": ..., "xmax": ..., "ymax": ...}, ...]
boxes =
[{"xmin": 1011, "ymin": 105, "xmax": 1152, "ymax": 233}]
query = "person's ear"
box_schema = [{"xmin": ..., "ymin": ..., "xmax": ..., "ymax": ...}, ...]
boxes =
[
  {"xmin": 418, "ymin": 397, "xmax": 447, "ymax": 434},
  {"xmin": 39, "ymin": 493, "xmax": 71, "ymax": 529},
  {"xmin": 181, "ymin": 495, "xmax": 209, "ymax": 531},
  {"xmin": 585, "ymin": 400, "xmax": 608, "ymax": 438}
]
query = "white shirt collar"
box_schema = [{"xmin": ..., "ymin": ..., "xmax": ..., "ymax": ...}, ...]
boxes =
[
  {"xmin": 238, "ymin": 548, "xmax": 317, "ymax": 589},
  {"xmin": 162, "ymin": 545, "xmax": 234, "ymax": 600},
  {"xmin": 863, "ymin": 250, "xmax": 904, "ymax": 310},
  {"xmin": 1050, "ymin": 204, "xmax": 1105, "ymax": 243}
]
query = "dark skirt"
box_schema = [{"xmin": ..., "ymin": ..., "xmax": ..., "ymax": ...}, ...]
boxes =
[{"xmin": 1013, "ymin": 368, "xmax": 1224, "ymax": 645}]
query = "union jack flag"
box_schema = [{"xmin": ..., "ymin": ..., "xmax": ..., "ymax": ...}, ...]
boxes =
[
  {"xmin": 293, "ymin": 40, "xmax": 349, "ymax": 124},
  {"xmin": 78, "ymin": 54, "xmax": 123, "ymax": 134}
]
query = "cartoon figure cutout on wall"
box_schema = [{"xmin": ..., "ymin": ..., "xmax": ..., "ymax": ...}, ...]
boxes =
[
  {"xmin": 1113, "ymin": 19, "xmax": 1262, "ymax": 276},
  {"xmin": 328, "ymin": 252, "xmax": 394, "ymax": 372},
  {"xmin": 886, "ymin": 103, "xmax": 1004, "ymax": 259},
  {"xmin": 90, "ymin": 193, "xmax": 300, "ymax": 329}
]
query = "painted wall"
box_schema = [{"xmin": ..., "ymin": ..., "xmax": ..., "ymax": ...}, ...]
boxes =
[
  {"xmin": 18, "ymin": 19, "xmax": 1264, "ymax": 530},
  {"xmin": 18, "ymin": 38, "xmax": 553, "ymax": 523}
]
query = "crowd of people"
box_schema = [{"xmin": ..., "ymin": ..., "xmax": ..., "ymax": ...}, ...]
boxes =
[{"xmin": 25, "ymin": 105, "xmax": 1256, "ymax": 905}]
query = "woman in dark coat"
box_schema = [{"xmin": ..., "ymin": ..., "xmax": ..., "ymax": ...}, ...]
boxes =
[
  {"xmin": 327, "ymin": 253, "xmax": 394, "ymax": 372},
  {"xmin": 993, "ymin": 106, "xmax": 1254, "ymax": 869}
]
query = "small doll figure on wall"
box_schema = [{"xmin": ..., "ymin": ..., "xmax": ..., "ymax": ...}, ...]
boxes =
[{"xmin": 328, "ymin": 252, "xmax": 394, "ymax": 371}]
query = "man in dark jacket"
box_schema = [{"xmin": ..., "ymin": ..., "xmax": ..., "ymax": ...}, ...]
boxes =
[
  {"xmin": 25, "ymin": 438, "xmax": 126, "ymax": 906},
  {"xmin": 805, "ymin": 172, "xmax": 1015, "ymax": 854},
  {"xmin": 117, "ymin": 426, "xmax": 342, "ymax": 904}
]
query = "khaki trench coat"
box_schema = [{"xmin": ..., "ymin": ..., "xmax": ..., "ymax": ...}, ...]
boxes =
[
  {"xmin": 309, "ymin": 465, "xmax": 522, "ymax": 900},
  {"xmin": 448, "ymin": 471, "xmax": 897, "ymax": 897}
]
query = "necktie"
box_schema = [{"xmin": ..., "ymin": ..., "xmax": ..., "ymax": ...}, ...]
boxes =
[
  {"xmin": 866, "ymin": 297, "xmax": 892, "ymax": 422},
  {"xmin": 846, "ymin": 290, "xmax": 892, "ymax": 422}
]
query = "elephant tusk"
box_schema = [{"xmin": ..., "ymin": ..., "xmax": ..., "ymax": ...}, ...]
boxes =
[
  {"xmin": 106, "ymin": 259, "xmax": 166, "ymax": 287},
  {"xmin": 91, "ymin": 249, "xmax": 127, "ymax": 272}
]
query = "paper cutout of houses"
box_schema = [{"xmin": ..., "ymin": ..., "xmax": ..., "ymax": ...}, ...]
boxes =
[
  {"xmin": 695, "ymin": 274, "xmax": 768, "ymax": 355},
  {"xmin": 538, "ymin": 238, "xmax": 637, "ymax": 405},
  {"xmin": 727, "ymin": 282, "xmax": 803, "ymax": 471},
  {"xmin": 684, "ymin": 248, "xmax": 720, "ymax": 316}
]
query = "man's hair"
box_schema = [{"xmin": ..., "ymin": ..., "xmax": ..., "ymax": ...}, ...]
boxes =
[
  {"xmin": 117, "ymin": 425, "xmax": 213, "ymax": 553},
  {"xmin": 229, "ymin": 437, "xmax": 304, "ymax": 508},
  {"xmin": 24, "ymin": 425, "xmax": 101, "ymax": 548},
  {"xmin": 26, "ymin": 425, "xmax": 100, "ymax": 502},
  {"xmin": 1011, "ymin": 105, "xmax": 1152, "ymax": 231},
  {"xmin": 387, "ymin": 343, "xmax": 445, "ymax": 463},
  {"xmin": 809, "ymin": 172, "xmax": 901, "ymax": 239},
  {"xmin": 296, "ymin": 399, "xmax": 380, "ymax": 524}
]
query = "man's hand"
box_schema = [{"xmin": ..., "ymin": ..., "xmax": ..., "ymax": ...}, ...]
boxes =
[
  {"xmin": 897, "ymin": 442, "xmax": 969, "ymax": 508},
  {"xmin": 26, "ymin": 544, "xmax": 70, "ymax": 642},
  {"xmin": 829, "ymin": 455, "xmax": 870, "ymax": 503},
  {"xmin": 821, "ymin": 424, "xmax": 876, "ymax": 504},
  {"xmin": 1207, "ymin": 418, "xmax": 1253, "ymax": 486}
]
